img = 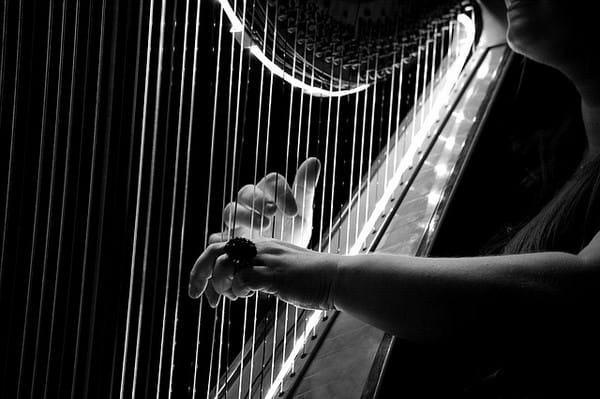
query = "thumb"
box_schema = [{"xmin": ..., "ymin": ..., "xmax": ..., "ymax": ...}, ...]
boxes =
[{"xmin": 292, "ymin": 157, "xmax": 321, "ymax": 218}]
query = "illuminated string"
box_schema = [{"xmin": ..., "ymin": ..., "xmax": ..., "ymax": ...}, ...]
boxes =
[
  {"xmin": 365, "ymin": 53, "xmax": 379, "ymax": 225},
  {"xmin": 120, "ymin": 0, "xmax": 156, "ymax": 395},
  {"xmin": 43, "ymin": 2, "xmax": 80, "ymax": 398},
  {"xmin": 234, "ymin": 1, "xmax": 258, "ymax": 396},
  {"xmin": 214, "ymin": 299, "xmax": 227, "ymax": 399},
  {"xmin": 356, "ymin": 56, "xmax": 371, "ymax": 240},
  {"xmin": 346, "ymin": 56, "xmax": 362, "ymax": 254},
  {"xmin": 318, "ymin": 47, "xmax": 335, "ymax": 257},
  {"xmin": 291, "ymin": 11, "xmax": 319, "ymax": 375},
  {"xmin": 157, "ymin": 0, "xmax": 191, "ymax": 395},
  {"xmin": 16, "ymin": 2, "xmax": 54, "ymax": 397},
  {"xmin": 213, "ymin": 0, "xmax": 243, "ymax": 393},
  {"xmin": 224, "ymin": 0, "xmax": 249, "ymax": 395},
  {"xmin": 385, "ymin": 49, "xmax": 397, "ymax": 188},
  {"xmin": 247, "ymin": 1, "xmax": 277, "ymax": 397},
  {"xmin": 136, "ymin": 0, "xmax": 180, "ymax": 395},
  {"xmin": 393, "ymin": 43, "xmax": 405, "ymax": 173},
  {"xmin": 284, "ymin": 9, "xmax": 315, "ymax": 387},
  {"xmin": 201, "ymin": 5, "xmax": 225, "ymax": 399},
  {"xmin": 258, "ymin": 0, "xmax": 280, "ymax": 395},
  {"xmin": 411, "ymin": 33, "xmax": 422, "ymax": 145},
  {"xmin": 131, "ymin": 0, "xmax": 167, "ymax": 396},
  {"xmin": 429, "ymin": 22, "xmax": 439, "ymax": 115},
  {"xmin": 420, "ymin": 27, "xmax": 430, "ymax": 130},
  {"xmin": 176, "ymin": 0, "xmax": 203, "ymax": 396},
  {"xmin": 0, "ymin": 0, "xmax": 20, "ymax": 291},
  {"xmin": 271, "ymin": 4, "xmax": 300, "ymax": 387},
  {"xmin": 205, "ymin": 312, "xmax": 219, "ymax": 399},
  {"xmin": 328, "ymin": 54, "xmax": 344, "ymax": 252},
  {"xmin": 30, "ymin": 1, "xmax": 67, "ymax": 397},
  {"xmin": 83, "ymin": 2, "xmax": 116, "ymax": 395}
]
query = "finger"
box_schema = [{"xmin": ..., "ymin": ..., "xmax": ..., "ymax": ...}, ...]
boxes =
[
  {"xmin": 292, "ymin": 157, "xmax": 321, "ymax": 218},
  {"xmin": 205, "ymin": 281, "xmax": 221, "ymax": 308},
  {"xmin": 235, "ymin": 266, "xmax": 278, "ymax": 295},
  {"xmin": 208, "ymin": 227, "xmax": 251, "ymax": 245},
  {"xmin": 223, "ymin": 202, "xmax": 271, "ymax": 230},
  {"xmin": 212, "ymin": 254, "xmax": 236, "ymax": 295},
  {"xmin": 232, "ymin": 274, "xmax": 253, "ymax": 298},
  {"xmin": 257, "ymin": 173, "xmax": 297, "ymax": 217},
  {"xmin": 208, "ymin": 231, "xmax": 227, "ymax": 245},
  {"xmin": 189, "ymin": 242, "xmax": 226, "ymax": 299},
  {"xmin": 237, "ymin": 185, "xmax": 278, "ymax": 217},
  {"xmin": 222, "ymin": 289, "xmax": 238, "ymax": 301}
]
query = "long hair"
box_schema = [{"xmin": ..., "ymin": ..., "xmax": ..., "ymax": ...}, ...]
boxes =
[
  {"xmin": 499, "ymin": 60, "xmax": 600, "ymax": 255},
  {"xmin": 502, "ymin": 154, "xmax": 600, "ymax": 254}
]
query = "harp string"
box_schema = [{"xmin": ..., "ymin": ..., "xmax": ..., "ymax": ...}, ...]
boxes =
[
  {"xmin": 429, "ymin": 22, "xmax": 439, "ymax": 115},
  {"xmin": 0, "ymin": 0, "xmax": 6, "ymax": 123},
  {"xmin": 156, "ymin": 0, "xmax": 191, "ymax": 395},
  {"xmin": 212, "ymin": 0, "xmax": 242, "ymax": 393},
  {"xmin": 291, "ymin": 14, "xmax": 320, "ymax": 373},
  {"xmin": 109, "ymin": 0, "xmax": 143, "ymax": 394},
  {"xmin": 411, "ymin": 34, "xmax": 422, "ymax": 148},
  {"xmin": 268, "ymin": 3, "xmax": 299, "ymax": 389},
  {"xmin": 84, "ymin": 2, "xmax": 120, "ymax": 395},
  {"xmin": 394, "ymin": 43, "xmax": 405, "ymax": 173},
  {"xmin": 203, "ymin": 4, "xmax": 225, "ymax": 396},
  {"xmin": 209, "ymin": 0, "xmax": 237, "ymax": 397},
  {"xmin": 258, "ymin": 0, "xmax": 280, "ymax": 395},
  {"xmin": 31, "ymin": 0, "xmax": 66, "ymax": 395},
  {"xmin": 320, "ymin": 46, "xmax": 337, "ymax": 252},
  {"xmin": 44, "ymin": 1, "xmax": 81, "ymax": 398},
  {"xmin": 225, "ymin": 0, "xmax": 249, "ymax": 393},
  {"xmin": 17, "ymin": 1, "xmax": 55, "ymax": 396},
  {"xmin": 283, "ymin": 12, "xmax": 310, "ymax": 385},
  {"xmin": 185, "ymin": 1, "xmax": 206, "ymax": 399},
  {"xmin": 356, "ymin": 55, "xmax": 371, "ymax": 239},
  {"xmin": 329, "ymin": 52, "xmax": 344, "ymax": 252},
  {"xmin": 73, "ymin": 0, "xmax": 108, "ymax": 395},
  {"xmin": 282, "ymin": 5, "xmax": 312, "ymax": 390},
  {"xmin": 0, "ymin": 0, "xmax": 15, "ymax": 291},
  {"xmin": 131, "ymin": 0, "xmax": 168, "ymax": 394},
  {"xmin": 365, "ymin": 53, "xmax": 379, "ymax": 231},
  {"xmin": 120, "ymin": 0, "xmax": 158, "ymax": 393},
  {"xmin": 246, "ymin": 1, "xmax": 274, "ymax": 397},
  {"xmin": 55, "ymin": 3, "xmax": 94, "ymax": 395},
  {"xmin": 421, "ymin": 27, "xmax": 431, "ymax": 130},
  {"xmin": 385, "ymin": 46, "xmax": 398, "ymax": 187},
  {"xmin": 346, "ymin": 54, "xmax": 363, "ymax": 254},
  {"xmin": 235, "ymin": 1, "xmax": 257, "ymax": 396}
]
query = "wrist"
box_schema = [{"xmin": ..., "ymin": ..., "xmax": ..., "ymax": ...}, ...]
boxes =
[{"xmin": 323, "ymin": 253, "xmax": 342, "ymax": 310}]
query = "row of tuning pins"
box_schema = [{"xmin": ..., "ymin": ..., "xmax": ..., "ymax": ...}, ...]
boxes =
[{"xmin": 243, "ymin": 1, "xmax": 465, "ymax": 87}]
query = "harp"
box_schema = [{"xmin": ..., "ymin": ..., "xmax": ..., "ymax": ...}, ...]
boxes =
[{"xmin": 0, "ymin": 0, "xmax": 510, "ymax": 398}]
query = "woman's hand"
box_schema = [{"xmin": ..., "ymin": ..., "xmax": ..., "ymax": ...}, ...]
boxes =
[
  {"xmin": 189, "ymin": 239, "xmax": 339, "ymax": 309},
  {"xmin": 210, "ymin": 157, "xmax": 321, "ymax": 248},
  {"xmin": 189, "ymin": 158, "xmax": 336, "ymax": 308}
]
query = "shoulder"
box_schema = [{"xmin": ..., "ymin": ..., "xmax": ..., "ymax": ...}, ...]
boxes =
[{"xmin": 578, "ymin": 229, "xmax": 600, "ymax": 266}]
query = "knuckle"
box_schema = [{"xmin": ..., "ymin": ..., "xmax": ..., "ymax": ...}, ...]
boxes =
[{"xmin": 206, "ymin": 243, "xmax": 220, "ymax": 255}]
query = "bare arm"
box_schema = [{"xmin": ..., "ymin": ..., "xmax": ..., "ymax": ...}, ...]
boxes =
[
  {"xmin": 190, "ymin": 231, "xmax": 600, "ymax": 354},
  {"xmin": 334, "ymin": 248, "xmax": 600, "ymax": 348}
]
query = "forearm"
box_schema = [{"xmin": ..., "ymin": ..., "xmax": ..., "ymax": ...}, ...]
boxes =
[{"xmin": 333, "ymin": 252, "xmax": 598, "ymax": 347}]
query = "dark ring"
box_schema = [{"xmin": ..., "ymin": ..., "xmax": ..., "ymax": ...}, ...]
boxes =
[{"xmin": 224, "ymin": 237, "xmax": 257, "ymax": 270}]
